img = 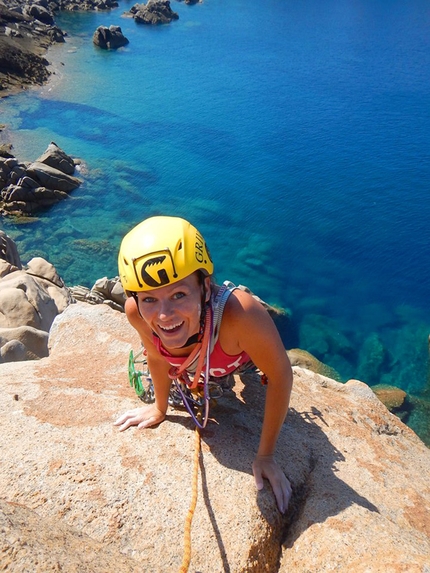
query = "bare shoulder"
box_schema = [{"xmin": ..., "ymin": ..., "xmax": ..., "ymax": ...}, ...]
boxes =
[
  {"xmin": 219, "ymin": 287, "xmax": 281, "ymax": 354},
  {"xmin": 218, "ymin": 286, "xmax": 290, "ymax": 377},
  {"xmin": 223, "ymin": 287, "xmax": 272, "ymax": 324}
]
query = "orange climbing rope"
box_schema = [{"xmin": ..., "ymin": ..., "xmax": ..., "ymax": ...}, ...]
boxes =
[{"xmin": 178, "ymin": 424, "xmax": 201, "ymax": 573}]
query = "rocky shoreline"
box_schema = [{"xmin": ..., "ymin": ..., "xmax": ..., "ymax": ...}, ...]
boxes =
[
  {"xmin": 0, "ymin": 0, "xmax": 123, "ymax": 97},
  {"xmin": 0, "ymin": 0, "xmax": 191, "ymax": 97},
  {"xmin": 1, "ymin": 0, "xmax": 62, "ymax": 97},
  {"xmin": 0, "ymin": 0, "xmax": 185, "ymax": 210}
]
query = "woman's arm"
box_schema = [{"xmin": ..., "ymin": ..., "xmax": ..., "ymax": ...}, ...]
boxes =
[
  {"xmin": 220, "ymin": 289, "xmax": 293, "ymax": 512},
  {"xmin": 114, "ymin": 297, "xmax": 172, "ymax": 431}
]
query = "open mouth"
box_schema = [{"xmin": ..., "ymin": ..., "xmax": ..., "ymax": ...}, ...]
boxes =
[{"xmin": 159, "ymin": 321, "xmax": 184, "ymax": 334}]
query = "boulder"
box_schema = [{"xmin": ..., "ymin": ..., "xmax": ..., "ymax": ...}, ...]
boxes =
[
  {"xmin": 0, "ymin": 159, "xmax": 11, "ymax": 186},
  {"xmin": 17, "ymin": 175, "xmax": 40, "ymax": 188},
  {"xmin": 25, "ymin": 161, "xmax": 82, "ymax": 192},
  {"xmin": 0, "ymin": 143, "xmax": 14, "ymax": 158},
  {"xmin": 25, "ymin": 4, "xmax": 55, "ymax": 25},
  {"xmin": 0, "ymin": 234, "xmax": 72, "ymax": 361},
  {"xmin": 0, "ymin": 325, "xmax": 49, "ymax": 361},
  {"xmin": 93, "ymin": 25, "xmax": 129, "ymax": 49},
  {"xmin": 0, "ymin": 258, "xmax": 20, "ymax": 279},
  {"xmin": 0, "ymin": 303, "xmax": 428, "ymax": 572},
  {"xmin": 26, "ymin": 256, "xmax": 66, "ymax": 286},
  {"xmin": 0, "ymin": 284, "xmax": 43, "ymax": 329},
  {"xmin": 26, "ymin": 256, "xmax": 71, "ymax": 313},
  {"xmin": 36, "ymin": 141, "xmax": 76, "ymax": 175},
  {"xmin": 6, "ymin": 161, "xmax": 27, "ymax": 184},
  {"xmin": 287, "ymin": 347, "xmax": 342, "ymax": 381},
  {"xmin": 69, "ymin": 276, "xmax": 126, "ymax": 311},
  {"xmin": 128, "ymin": 0, "xmax": 179, "ymax": 25},
  {"xmin": 0, "ymin": 183, "xmax": 68, "ymax": 213},
  {"xmin": 0, "ymin": 144, "xmax": 82, "ymax": 215},
  {"xmin": 0, "ymin": 229, "xmax": 22, "ymax": 269},
  {"xmin": 372, "ymin": 384, "xmax": 407, "ymax": 410},
  {"xmin": 0, "ymin": 263, "xmax": 71, "ymax": 329}
]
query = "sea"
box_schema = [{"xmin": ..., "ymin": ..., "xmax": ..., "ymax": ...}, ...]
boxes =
[{"xmin": 1, "ymin": 0, "xmax": 429, "ymax": 444}]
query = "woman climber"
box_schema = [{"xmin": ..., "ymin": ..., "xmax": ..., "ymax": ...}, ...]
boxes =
[{"xmin": 114, "ymin": 215, "xmax": 293, "ymax": 513}]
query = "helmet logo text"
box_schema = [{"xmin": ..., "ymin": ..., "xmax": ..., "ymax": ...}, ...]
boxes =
[
  {"xmin": 141, "ymin": 256, "xmax": 170, "ymax": 287},
  {"xmin": 195, "ymin": 231, "xmax": 206, "ymax": 264}
]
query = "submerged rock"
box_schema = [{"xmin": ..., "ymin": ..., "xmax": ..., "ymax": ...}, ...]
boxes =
[
  {"xmin": 357, "ymin": 332, "xmax": 390, "ymax": 386},
  {"xmin": 299, "ymin": 313, "xmax": 355, "ymax": 363}
]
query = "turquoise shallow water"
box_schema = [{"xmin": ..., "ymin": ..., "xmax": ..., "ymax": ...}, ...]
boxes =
[{"xmin": 1, "ymin": 0, "xmax": 429, "ymax": 442}]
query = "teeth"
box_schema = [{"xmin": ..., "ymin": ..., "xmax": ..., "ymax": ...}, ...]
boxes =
[{"xmin": 160, "ymin": 321, "xmax": 183, "ymax": 331}]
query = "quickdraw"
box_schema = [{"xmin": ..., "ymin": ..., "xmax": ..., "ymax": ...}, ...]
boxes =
[{"xmin": 128, "ymin": 346, "xmax": 154, "ymax": 402}]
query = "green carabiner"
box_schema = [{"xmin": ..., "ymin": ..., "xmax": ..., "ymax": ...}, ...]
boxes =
[{"xmin": 128, "ymin": 350, "xmax": 145, "ymax": 398}]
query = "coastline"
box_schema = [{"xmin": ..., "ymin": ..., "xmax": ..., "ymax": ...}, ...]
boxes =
[
  {"xmin": 0, "ymin": 2, "xmax": 60, "ymax": 98},
  {"xmin": 0, "ymin": 0, "xmax": 123, "ymax": 99}
]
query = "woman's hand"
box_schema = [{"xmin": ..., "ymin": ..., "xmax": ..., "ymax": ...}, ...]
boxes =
[
  {"xmin": 252, "ymin": 454, "xmax": 292, "ymax": 514},
  {"xmin": 113, "ymin": 405, "xmax": 166, "ymax": 431}
]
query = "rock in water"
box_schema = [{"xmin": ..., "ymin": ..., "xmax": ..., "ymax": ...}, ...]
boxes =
[
  {"xmin": 127, "ymin": 0, "xmax": 179, "ymax": 25},
  {"xmin": 93, "ymin": 25, "xmax": 130, "ymax": 49}
]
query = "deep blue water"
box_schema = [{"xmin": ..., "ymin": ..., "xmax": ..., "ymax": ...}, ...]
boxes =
[{"xmin": 1, "ymin": 0, "xmax": 429, "ymax": 441}]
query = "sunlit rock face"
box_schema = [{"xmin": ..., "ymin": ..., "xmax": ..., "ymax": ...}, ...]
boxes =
[{"xmin": 0, "ymin": 303, "xmax": 428, "ymax": 572}]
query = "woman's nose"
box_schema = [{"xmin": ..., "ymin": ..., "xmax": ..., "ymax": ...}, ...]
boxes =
[{"xmin": 158, "ymin": 299, "xmax": 174, "ymax": 320}]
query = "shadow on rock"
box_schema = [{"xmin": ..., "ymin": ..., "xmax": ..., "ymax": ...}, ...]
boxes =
[{"xmin": 194, "ymin": 375, "xmax": 379, "ymax": 548}]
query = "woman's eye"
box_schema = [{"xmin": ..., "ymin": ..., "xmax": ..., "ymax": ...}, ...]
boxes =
[
  {"xmin": 172, "ymin": 292, "xmax": 186, "ymax": 300},
  {"xmin": 141, "ymin": 296, "xmax": 156, "ymax": 303}
]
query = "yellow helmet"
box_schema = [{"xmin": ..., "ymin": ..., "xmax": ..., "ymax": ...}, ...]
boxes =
[{"xmin": 118, "ymin": 216, "xmax": 214, "ymax": 292}]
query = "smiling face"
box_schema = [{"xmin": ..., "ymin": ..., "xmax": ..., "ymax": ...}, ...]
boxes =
[{"xmin": 135, "ymin": 272, "xmax": 211, "ymax": 351}]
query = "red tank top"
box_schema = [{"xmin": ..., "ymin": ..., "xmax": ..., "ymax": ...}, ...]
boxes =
[{"xmin": 153, "ymin": 335, "xmax": 250, "ymax": 378}]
